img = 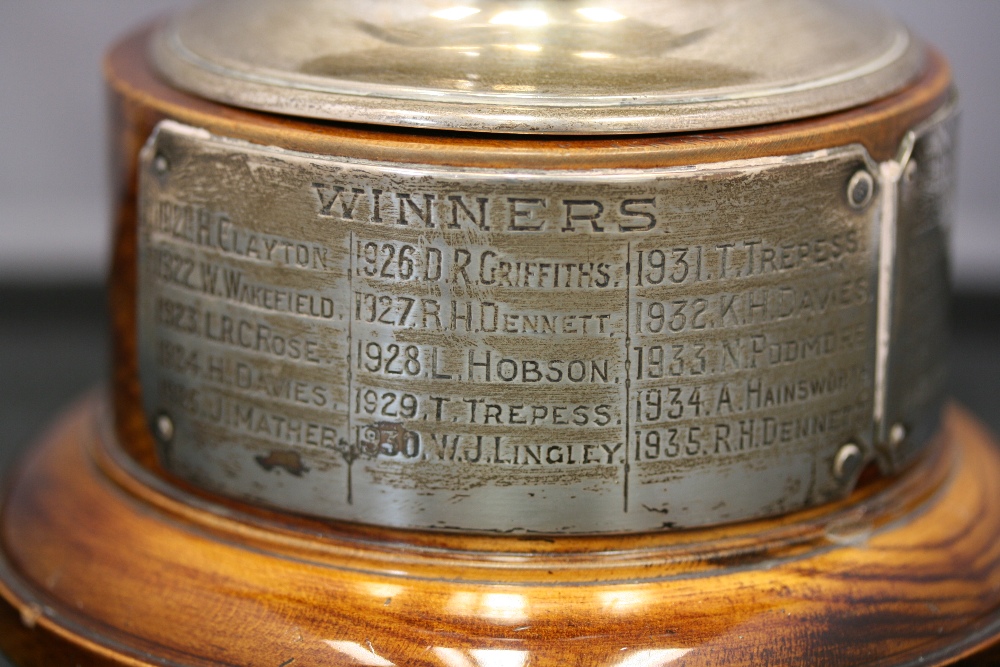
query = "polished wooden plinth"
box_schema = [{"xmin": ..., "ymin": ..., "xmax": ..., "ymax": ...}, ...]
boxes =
[{"xmin": 0, "ymin": 395, "xmax": 998, "ymax": 666}]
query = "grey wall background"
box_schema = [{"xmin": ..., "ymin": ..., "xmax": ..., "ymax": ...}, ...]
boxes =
[{"xmin": 0, "ymin": 1, "xmax": 997, "ymax": 287}]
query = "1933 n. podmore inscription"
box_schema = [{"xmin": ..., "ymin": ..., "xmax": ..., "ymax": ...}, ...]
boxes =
[{"xmin": 136, "ymin": 114, "xmax": 953, "ymax": 534}]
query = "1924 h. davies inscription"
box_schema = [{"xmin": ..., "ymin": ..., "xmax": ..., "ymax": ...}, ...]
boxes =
[{"xmin": 137, "ymin": 118, "xmax": 950, "ymax": 533}]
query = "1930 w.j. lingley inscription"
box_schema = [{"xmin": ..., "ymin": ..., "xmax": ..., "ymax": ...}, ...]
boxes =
[{"xmin": 136, "ymin": 117, "xmax": 950, "ymax": 533}]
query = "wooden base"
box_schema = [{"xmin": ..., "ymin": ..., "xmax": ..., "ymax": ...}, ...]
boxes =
[{"xmin": 2, "ymin": 394, "xmax": 1000, "ymax": 666}]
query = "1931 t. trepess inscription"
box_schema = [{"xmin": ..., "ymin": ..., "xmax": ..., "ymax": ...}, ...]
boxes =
[{"xmin": 137, "ymin": 114, "xmax": 953, "ymax": 533}]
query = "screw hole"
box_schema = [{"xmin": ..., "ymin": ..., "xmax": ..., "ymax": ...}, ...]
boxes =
[
  {"xmin": 834, "ymin": 442, "xmax": 863, "ymax": 481},
  {"xmin": 848, "ymin": 170, "xmax": 875, "ymax": 210},
  {"xmin": 153, "ymin": 153, "xmax": 170, "ymax": 176}
]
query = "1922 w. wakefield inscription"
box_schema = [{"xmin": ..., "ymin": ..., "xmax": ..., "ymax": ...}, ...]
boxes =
[{"xmin": 138, "ymin": 121, "xmax": 888, "ymax": 533}]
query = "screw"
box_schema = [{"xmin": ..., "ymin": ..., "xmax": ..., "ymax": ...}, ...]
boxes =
[
  {"xmin": 848, "ymin": 170, "xmax": 875, "ymax": 210},
  {"xmin": 153, "ymin": 153, "xmax": 170, "ymax": 176},
  {"xmin": 889, "ymin": 423, "xmax": 907, "ymax": 448},
  {"xmin": 154, "ymin": 412, "xmax": 175, "ymax": 443},
  {"xmin": 833, "ymin": 443, "xmax": 863, "ymax": 481}
]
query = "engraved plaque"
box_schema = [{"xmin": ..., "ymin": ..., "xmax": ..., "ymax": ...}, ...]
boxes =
[{"xmin": 138, "ymin": 121, "xmax": 892, "ymax": 533}]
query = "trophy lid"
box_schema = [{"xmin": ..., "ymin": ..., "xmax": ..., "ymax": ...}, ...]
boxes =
[{"xmin": 152, "ymin": 0, "xmax": 926, "ymax": 135}]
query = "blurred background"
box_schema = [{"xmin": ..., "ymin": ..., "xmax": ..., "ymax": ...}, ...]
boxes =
[
  {"xmin": 2, "ymin": 1, "xmax": 999, "ymax": 287},
  {"xmin": 0, "ymin": 6, "xmax": 997, "ymax": 455},
  {"xmin": 0, "ymin": 0, "xmax": 997, "ymax": 662},
  {"xmin": 0, "ymin": 0, "xmax": 997, "ymax": 458}
]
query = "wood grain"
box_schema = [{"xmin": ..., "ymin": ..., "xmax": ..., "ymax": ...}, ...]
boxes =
[
  {"xmin": 5, "ymin": 24, "xmax": 990, "ymax": 667},
  {"xmin": 0, "ymin": 396, "xmax": 998, "ymax": 666}
]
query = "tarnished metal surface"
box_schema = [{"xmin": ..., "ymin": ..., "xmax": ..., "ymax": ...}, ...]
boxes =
[
  {"xmin": 136, "ymin": 118, "xmax": 950, "ymax": 533},
  {"xmin": 151, "ymin": 0, "xmax": 925, "ymax": 134},
  {"xmin": 876, "ymin": 105, "xmax": 958, "ymax": 471}
]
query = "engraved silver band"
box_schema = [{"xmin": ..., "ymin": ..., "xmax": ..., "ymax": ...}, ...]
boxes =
[{"xmin": 136, "ymin": 107, "xmax": 955, "ymax": 534}]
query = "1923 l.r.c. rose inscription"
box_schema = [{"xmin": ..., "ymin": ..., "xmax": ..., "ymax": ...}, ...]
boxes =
[{"xmin": 135, "ymin": 119, "xmax": 948, "ymax": 533}]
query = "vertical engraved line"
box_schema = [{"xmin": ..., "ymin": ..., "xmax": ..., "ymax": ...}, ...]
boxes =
[
  {"xmin": 623, "ymin": 241, "xmax": 632, "ymax": 512},
  {"xmin": 346, "ymin": 228, "xmax": 355, "ymax": 505}
]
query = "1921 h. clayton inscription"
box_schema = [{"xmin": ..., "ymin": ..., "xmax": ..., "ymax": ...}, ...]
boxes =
[{"xmin": 137, "ymin": 115, "xmax": 951, "ymax": 533}]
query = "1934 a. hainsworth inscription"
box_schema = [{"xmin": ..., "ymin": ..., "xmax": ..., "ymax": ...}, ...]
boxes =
[{"xmin": 137, "ymin": 112, "xmax": 952, "ymax": 533}]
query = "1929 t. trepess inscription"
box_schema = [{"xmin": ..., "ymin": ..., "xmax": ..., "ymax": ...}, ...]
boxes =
[{"xmin": 137, "ymin": 113, "xmax": 953, "ymax": 533}]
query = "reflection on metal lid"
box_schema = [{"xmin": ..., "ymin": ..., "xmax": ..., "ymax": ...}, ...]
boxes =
[{"xmin": 152, "ymin": 0, "xmax": 926, "ymax": 134}]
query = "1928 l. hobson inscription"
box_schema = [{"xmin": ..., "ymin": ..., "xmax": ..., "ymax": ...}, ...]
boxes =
[
  {"xmin": 137, "ymin": 114, "xmax": 953, "ymax": 533},
  {"xmin": 6, "ymin": 1, "xmax": 996, "ymax": 664}
]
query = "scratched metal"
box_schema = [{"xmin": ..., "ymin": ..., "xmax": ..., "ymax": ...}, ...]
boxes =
[
  {"xmin": 151, "ymin": 0, "xmax": 925, "ymax": 134},
  {"xmin": 877, "ymin": 103, "xmax": 958, "ymax": 471},
  {"xmin": 137, "ymin": 120, "xmax": 897, "ymax": 534}
]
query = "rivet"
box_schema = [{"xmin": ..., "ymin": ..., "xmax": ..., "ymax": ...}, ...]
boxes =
[
  {"xmin": 889, "ymin": 423, "xmax": 907, "ymax": 448},
  {"xmin": 848, "ymin": 170, "xmax": 875, "ymax": 210},
  {"xmin": 153, "ymin": 153, "xmax": 170, "ymax": 175},
  {"xmin": 833, "ymin": 443, "xmax": 863, "ymax": 481},
  {"xmin": 155, "ymin": 412, "xmax": 175, "ymax": 443}
]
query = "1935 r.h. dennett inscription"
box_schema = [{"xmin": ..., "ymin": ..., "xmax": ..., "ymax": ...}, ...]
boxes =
[{"xmin": 136, "ymin": 115, "xmax": 952, "ymax": 534}]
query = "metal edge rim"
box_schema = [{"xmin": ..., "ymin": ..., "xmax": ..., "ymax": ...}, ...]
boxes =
[{"xmin": 150, "ymin": 24, "xmax": 928, "ymax": 135}]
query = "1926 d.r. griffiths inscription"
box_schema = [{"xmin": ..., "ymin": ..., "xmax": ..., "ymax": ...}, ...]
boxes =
[{"xmin": 138, "ymin": 120, "xmax": 883, "ymax": 533}]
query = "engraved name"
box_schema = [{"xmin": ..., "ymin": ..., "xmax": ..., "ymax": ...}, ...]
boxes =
[
  {"xmin": 633, "ymin": 400, "xmax": 868, "ymax": 462},
  {"xmin": 420, "ymin": 434, "xmax": 624, "ymax": 466},
  {"xmin": 632, "ymin": 279, "xmax": 870, "ymax": 333},
  {"xmin": 353, "ymin": 293, "xmax": 617, "ymax": 335},
  {"xmin": 355, "ymin": 241, "xmax": 618, "ymax": 289},
  {"xmin": 631, "ymin": 366, "xmax": 867, "ymax": 425},
  {"xmin": 155, "ymin": 297, "xmax": 327, "ymax": 364},
  {"xmin": 158, "ymin": 381, "xmax": 341, "ymax": 449},
  {"xmin": 149, "ymin": 249, "xmax": 337, "ymax": 320},
  {"xmin": 632, "ymin": 234, "xmax": 863, "ymax": 286},
  {"xmin": 157, "ymin": 342, "xmax": 334, "ymax": 409},
  {"xmin": 151, "ymin": 201, "xmax": 334, "ymax": 270}
]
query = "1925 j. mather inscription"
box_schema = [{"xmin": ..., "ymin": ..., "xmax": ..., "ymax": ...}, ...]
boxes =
[{"xmin": 137, "ymin": 117, "xmax": 951, "ymax": 533}]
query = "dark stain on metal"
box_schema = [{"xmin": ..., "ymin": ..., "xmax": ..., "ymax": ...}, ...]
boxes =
[
  {"xmin": 255, "ymin": 451, "xmax": 309, "ymax": 477},
  {"xmin": 335, "ymin": 437, "xmax": 359, "ymax": 505}
]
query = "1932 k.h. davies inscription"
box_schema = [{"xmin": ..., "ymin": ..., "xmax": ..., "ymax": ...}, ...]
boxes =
[{"xmin": 137, "ymin": 120, "xmax": 886, "ymax": 533}]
